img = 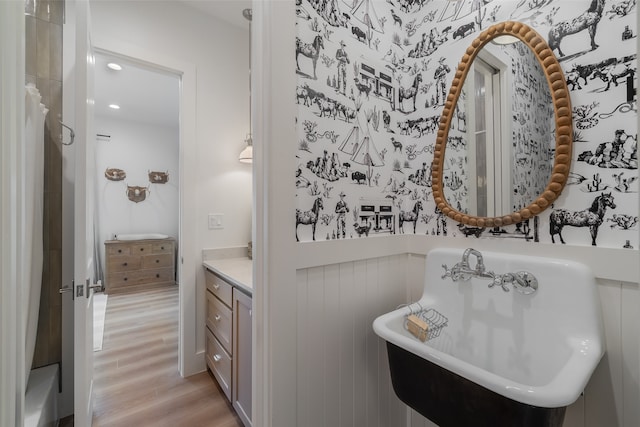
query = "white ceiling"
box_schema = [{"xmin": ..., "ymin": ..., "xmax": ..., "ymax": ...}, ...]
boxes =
[
  {"xmin": 94, "ymin": 52, "xmax": 181, "ymax": 127},
  {"xmin": 180, "ymin": 0, "xmax": 252, "ymax": 30},
  {"xmin": 94, "ymin": 0, "xmax": 251, "ymax": 129}
]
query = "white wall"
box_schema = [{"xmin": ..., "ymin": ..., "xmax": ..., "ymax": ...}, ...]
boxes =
[
  {"xmin": 1, "ymin": 2, "xmax": 26, "ymax": 425},
  {"xmin": 89, "ymin": 0, "xmax": 251, "ymax": 374},
  {"xmin": 95, "ymin": 117, "xmax": 179, "ymax": 275},
  {"xmin": 91, "ymin": 1, "xmax": 252, "ymax": 249}
]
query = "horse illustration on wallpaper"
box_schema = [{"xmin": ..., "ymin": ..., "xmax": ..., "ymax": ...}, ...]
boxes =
[
  {"xmin": 296, "ymin": 197, "xmax": 324, "ymax": 241},
  {"xmin": 399, "ymin": 200, "xmax": 423, "ymax": 234},
  {"xmin": 296, "ymin": 34, "xmax": 324, "ymax": 80},
  {"xmin": 398, "ymin": 73, "xmax": 422, "ymax": 113},
  {"xmin": 548, "ymin": 0, "xmax": 605, "ymax": 57},
  {"xmin": 549, "ymin": 192, "xmax": 616, "ymax": 246}
]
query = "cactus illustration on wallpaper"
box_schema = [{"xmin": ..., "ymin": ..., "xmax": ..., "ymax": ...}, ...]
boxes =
[{"xmin": 586, "ymin": 173, "xmax": 607, "ymax": 192}]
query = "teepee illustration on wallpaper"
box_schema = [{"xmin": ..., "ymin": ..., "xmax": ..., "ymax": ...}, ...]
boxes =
[
  {"xmin": 350, "ymin": 0, "xmax": 384, "ymax": 47},
  {"xmin": 339, "ymin": 108, "xmax": 384, "ymax": 187}
]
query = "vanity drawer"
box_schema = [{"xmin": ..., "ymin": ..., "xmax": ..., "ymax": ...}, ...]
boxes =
[
  {"xmin": 151, "ymin": 242, "xmax": 174, "ymax": 254},
  {"xmin": 142, "ymin": 253, "xmax": 174, "ymax": 269},
  {"xmin": 205, "ymin": 269, "xmax": 233, "ymax": 307},
  {"xmin": 130, "ymin": 243, "xmax": 153, "ymax": 255},
  {"xmin": 107, "ymin": 244, "xmax": 131, "ymax": 256},
  {"xmin": 206, "ymin": 327, "xmax": 232, "ymax": 401},
  {"xmin": 206, "ymin": 290, "xmax": 233, "ymax": 354},
  {"xmin": 109, "ymin": 267, "xmax": 174, "ymax": 288},
  {"xmin": 108, "ymin": 255, "xmax": 141, "ymax": 272}
]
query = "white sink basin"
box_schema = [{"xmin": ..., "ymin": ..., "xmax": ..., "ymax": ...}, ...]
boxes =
[{"xmin": 373, "ymin": 247, "xmax": 605, "ymax": 409}]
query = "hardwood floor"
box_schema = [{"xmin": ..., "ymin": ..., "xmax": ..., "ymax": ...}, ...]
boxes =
[{"xmin": 92, "ymin": 285, "xmax": 243, "ymax": 427}]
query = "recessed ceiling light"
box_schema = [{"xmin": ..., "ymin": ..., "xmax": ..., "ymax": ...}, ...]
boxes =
[
  {"xmin": 109, "ymin": 104, "xmax": 120, "ymax": 110},
  {"xmin": 107, "ymin": 62, "xmax": 122, "ymax": 71}
]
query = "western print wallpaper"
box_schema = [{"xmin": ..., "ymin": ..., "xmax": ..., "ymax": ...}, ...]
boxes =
[{"xmin": 295, "ymin": 0, "xmax": 638, "ymax": 249}]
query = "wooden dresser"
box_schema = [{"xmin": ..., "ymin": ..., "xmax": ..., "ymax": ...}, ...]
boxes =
[{"xmin": 104, "ymin": 238, "xmax": 176, "ymax": 294}]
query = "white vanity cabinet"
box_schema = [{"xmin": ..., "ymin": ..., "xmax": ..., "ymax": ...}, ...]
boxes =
[
  {"xmin": 205, "ymin": 270, "xmax": 233, "ymax": 400},
  {"xmin": 204, "ymin": 265, "xmax": 252, "ymax": 427},
  {"xmin": 233, "ymin": 288, "xmax": 252, "ymax": 427}
]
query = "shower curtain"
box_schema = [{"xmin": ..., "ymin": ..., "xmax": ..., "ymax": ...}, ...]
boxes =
[{"xmin": 23, "ymin": 84, "xmax": 47, "ymax": 386}]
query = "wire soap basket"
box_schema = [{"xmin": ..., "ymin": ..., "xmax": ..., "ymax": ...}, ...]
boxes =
[{"xmin": 403, "ymin": 304, "xmax": 448, "ymax": 342}]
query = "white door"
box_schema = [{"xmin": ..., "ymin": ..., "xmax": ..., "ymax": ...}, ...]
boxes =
[{"xmin": 73, "ymin": 0, "xmax": 96, "ymax": 425}]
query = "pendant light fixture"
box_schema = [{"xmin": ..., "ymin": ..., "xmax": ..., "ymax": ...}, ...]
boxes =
[
  {"xmin": 239, "ymin": 134, "xmax": 253, "ymax": 163},
  {"xmin": 239, "ymin": 8, "xmax": 253, "ymax": 164}
]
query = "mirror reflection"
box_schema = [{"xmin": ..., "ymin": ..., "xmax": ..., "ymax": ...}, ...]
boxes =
[{"xmin": 442, "ymin": 40, "xmax": 555, "ymax": 217}]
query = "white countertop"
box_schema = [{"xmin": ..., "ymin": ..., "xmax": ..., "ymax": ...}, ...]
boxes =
[{"xmin": 203, "ymin": 257, "xmax": 253, "ymax": 296}]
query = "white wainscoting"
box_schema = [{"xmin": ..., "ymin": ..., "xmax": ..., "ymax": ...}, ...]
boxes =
[
  {"xmin": 296, "ymin": 255, "xmax": 409, "ymax": 427},
  {"xmin": 295, "ymin": 246, "xmax": 638, "ymax": 427}
]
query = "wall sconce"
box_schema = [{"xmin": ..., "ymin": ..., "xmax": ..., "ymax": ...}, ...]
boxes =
[{"xmin": 239, "ymin": 133, "xmax": 253, "ymax": 164}]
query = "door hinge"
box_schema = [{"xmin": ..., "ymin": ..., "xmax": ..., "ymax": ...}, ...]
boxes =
[
  {"xmin": 76, "ymin": 281, "xmax": 84, "ymax": 298},
  {"xmin": 59, "ymin": 280, "xmax": 75, "ymax": 300}
]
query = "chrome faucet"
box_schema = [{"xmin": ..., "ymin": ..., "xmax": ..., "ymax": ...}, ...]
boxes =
[
  {"xmin": 442, "ymin": 248, "xmax": 494, "ymax": 282},
  {"xmin": 489, "ymin": 271, "xmax": 538, "ymax": 295},
  {"xmin": 441, "ymin": 248, "xmax": 538, "ymax": 294},
  {"xmin": 461, "ymin": 248, "xmax": 486, "ymax": 275}
]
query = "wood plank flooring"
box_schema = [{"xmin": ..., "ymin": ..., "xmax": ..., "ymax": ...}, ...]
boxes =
[{"xmin": 92, "ymin": 285, "xmax": 243, "ymax": 427}]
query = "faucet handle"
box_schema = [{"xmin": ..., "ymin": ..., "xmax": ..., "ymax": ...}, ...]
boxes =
[
  {"xmin": 489, "ymin": 274, "xmax": 510, "ymax": 292},
  {"xmin": 513, "ymin": 271, "xmax": 538, "ymax": 294},
  {"xmin": 441, "ymin": 264, "xmax": 452, "ymax": 279},
  {"xmin": 488, "ymin": 275, "xmax": 500, "ymax": 288}
]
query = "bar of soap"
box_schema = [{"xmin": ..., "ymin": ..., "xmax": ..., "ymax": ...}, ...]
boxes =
[{"xmin": 407, "ymin": 314, "xmax": 429, "ymax": 342}]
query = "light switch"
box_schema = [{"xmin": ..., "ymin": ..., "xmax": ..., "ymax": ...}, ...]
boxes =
[{"xmin": 208, "ymin": 213, "xmax": 224, "ymax": 230}]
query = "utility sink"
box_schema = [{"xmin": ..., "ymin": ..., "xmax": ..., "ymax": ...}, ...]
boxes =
[{"xmin": 373, "ymin": 248, "xmax": 604, "ymax": 427}]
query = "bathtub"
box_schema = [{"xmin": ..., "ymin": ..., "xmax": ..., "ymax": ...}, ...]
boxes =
[{"xmin": 25, "ymin": 364, "xmax": 58, "ymax": 427}]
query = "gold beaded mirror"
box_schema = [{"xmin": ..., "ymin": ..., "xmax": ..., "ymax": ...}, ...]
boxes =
[{"xmin": 431, "ymin": 21, "xmax": 573, "ymax": 228}]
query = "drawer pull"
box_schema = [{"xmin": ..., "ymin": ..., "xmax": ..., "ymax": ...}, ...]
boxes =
[
  {"xmin": 124, "ymin": 277, "xmax": 128, "ymax": 281},
  {"xmin": 140, "ymin": 248, "xmax": 144, "ymax": 252},
  {"xmin": 123, "ymin": 262, "xmax": 128, "ymax": 266},
  {"xmin": 156, "ymin": 274, "xmax": 160, "ymax": 278},
  {"xmin": 118, "ymin": 249, "xmax": 122, "ymax": 253},
  {"xmin": 156, "ymin": 259, "xmax": 160, "ymax": 263},
  {"xmin": 213, "ymin": 354, "xmax": 222, "ymax": 362},
  {"xmin": 215, "ymin": 314, "xmax": 221, "ymax": 321},
  {"xmin": 161, "ymin": 246, "xmax": 165, "ymax": 250}
]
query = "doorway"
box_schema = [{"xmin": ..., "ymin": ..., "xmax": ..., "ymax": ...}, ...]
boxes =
[
  {"xmin": 92, "ymin": 50, "xmax": 180, "ymax": 352},
  {"xmin": 469, "ymin": 57, "xmax": 502, "ymax": 218}
]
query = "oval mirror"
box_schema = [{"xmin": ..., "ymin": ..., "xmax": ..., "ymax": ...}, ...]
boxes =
[{"xmin": 431, "ymin": 21, "xmax": 573, "ymax": 228}]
